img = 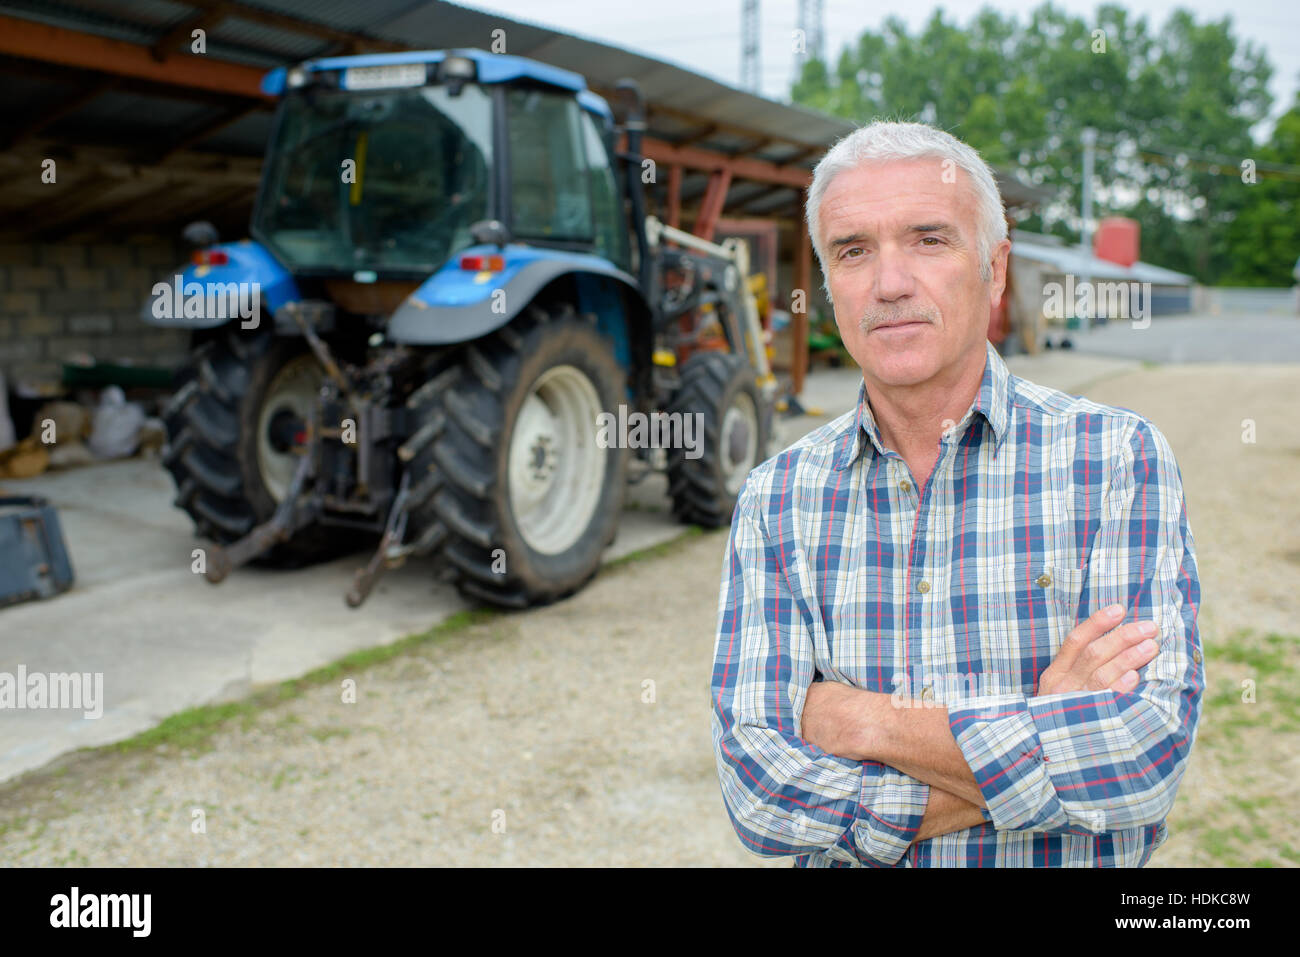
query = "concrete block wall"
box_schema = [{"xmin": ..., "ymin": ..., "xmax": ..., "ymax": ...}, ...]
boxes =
[{"xmin": 0, "ymin": 240, "xmax": 193, "ymax": 387}]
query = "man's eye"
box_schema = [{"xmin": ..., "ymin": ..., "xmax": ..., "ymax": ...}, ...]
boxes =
[
  {"xmin": 842, "ymin": 247, "xmax": 864, "ymax": 259},
  {"xmin": 920, "ymin": 236, "xmax": 943, "ymax": 246}
]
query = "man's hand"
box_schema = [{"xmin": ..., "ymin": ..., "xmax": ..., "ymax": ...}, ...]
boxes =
[
  {"xmin": 1037, "ymin": 603, "xmax": 1161, "ymax": 696},
  {"xmin": 801, "ymin": 679, "xmax": 871, "ymax": 760}
]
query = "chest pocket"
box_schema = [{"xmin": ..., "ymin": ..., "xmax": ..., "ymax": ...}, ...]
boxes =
[{"xmin": 974, "ymin": 559, "xmax": 1085, "ymax": 695}]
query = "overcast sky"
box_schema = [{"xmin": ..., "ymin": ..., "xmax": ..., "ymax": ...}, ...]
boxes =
[{"xmin": 461, "ymin": 0, "xmax": 1299, "ymax": 135}]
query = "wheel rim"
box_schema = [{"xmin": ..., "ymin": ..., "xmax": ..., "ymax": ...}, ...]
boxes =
[
  {"xmin": 507, "ymin": 364, "xmax": 607, "ymax": 556},
  {"xmin": 720, "ymin": 391, "xmax": 759, "ymax": 496},
  {"xmin": 256, "ymin": 354, "xmax": 322, "ymax": 503}
]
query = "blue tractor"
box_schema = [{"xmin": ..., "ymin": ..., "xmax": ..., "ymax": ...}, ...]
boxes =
[{"xmin": 144, "ymin": 50, "xmax": 776, "ymax": 608}]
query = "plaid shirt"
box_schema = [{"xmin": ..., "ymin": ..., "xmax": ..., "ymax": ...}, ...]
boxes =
[{"xmin": 711, "ymin": 341, "xmax": 1204, "ymax": 867}]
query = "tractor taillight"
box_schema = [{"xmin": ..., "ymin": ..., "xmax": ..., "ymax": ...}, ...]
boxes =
[
  {"xmin": 192, "ymin": 250, "xmax": 229, "ymax": 266},
  {"xmin": 459, "ymin": 254, "xmax": 504, "ymax": 272}
]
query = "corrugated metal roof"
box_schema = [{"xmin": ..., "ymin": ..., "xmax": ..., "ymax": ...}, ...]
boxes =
[
  {"xmin": 368, "ymin": 2, "xmax": 856, "ymax": 154},
  {"xmin": 237, "ymin": 0, "xmax": 425, "ymax": 34},
  {"xmin": 1012, "ymin": 240, "xmax": 1194, "ymax": 285},
  {"xmin": 1, "ymin": 0, "xmax": 851, "ymax": 168},
  {"xmin": 0, "ymin": 0, "xmax": 1062, "ymax": 184},
  {"xmin": 208, "ymin": 15, "xmax": 335, "ymax": 62},
  {"xmin": 0, "ymin": 0, "xmax": 1055, "ymax": 239},
  {"xmin": 1, "ymin": 0, "xmax": 193, "ymax": 45}
]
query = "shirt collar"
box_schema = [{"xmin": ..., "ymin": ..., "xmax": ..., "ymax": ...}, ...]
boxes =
[{"xmin": 833, "ymin": 340, "xmax": 1013, "ymax": 471}]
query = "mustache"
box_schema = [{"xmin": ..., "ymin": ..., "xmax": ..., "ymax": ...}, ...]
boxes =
[{"xmin": 857, "ymin": 304, "xmax": 940, "ymax": 331}]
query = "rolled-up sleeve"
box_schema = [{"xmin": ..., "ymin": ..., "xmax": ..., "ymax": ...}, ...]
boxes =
[
  {"xmin": 945, "ymin": 418, "xmax": 1204, "ymax": 834},
  {"xmin": 711, "ymin": 484, "xmax": 929, "ymax": 865}
]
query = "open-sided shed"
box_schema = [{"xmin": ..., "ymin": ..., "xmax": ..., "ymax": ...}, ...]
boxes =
[{"xmin": 0, "ymin": 0, "xmax": 1050, "ymax": 390}]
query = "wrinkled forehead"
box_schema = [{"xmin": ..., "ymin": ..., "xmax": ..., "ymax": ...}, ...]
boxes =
[{"xmin": 819, "ymin": 156, "xmax": 980, "ymax": 236}]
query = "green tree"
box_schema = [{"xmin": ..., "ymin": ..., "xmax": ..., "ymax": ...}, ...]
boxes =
[
  {"xmin": 790, "ymin": 3, "xmax": 1279, "ymax": 284},
  {"xmin": 1218, "ymin": 92, "xmax": 1300, "ymax": 285}
]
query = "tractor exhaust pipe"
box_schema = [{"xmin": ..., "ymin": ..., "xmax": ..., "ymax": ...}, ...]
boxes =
[{"xmin": 615, "ymin": 79, "xmax": 656, "ymax": 315}]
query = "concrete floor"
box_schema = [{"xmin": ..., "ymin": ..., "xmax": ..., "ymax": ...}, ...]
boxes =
[
  {"xmin": 1057, "ymin": 312, "xmax": 1300, "ymax": 363},
  {"xmin": 0, "ymin": 348, "xmax": 1139, "ymax": 784}
]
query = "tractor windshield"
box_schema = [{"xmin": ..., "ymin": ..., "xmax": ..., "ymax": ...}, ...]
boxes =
[{"xmin": 253, "ymin": 83, "xmax": 494, "ymax": 274}]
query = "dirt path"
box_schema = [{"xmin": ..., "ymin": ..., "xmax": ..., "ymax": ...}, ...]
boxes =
[{"xmin": 1, "ymin": 362, "xmax": 1296, "ymax": 867}]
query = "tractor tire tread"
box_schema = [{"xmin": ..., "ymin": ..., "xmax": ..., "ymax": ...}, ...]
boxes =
[
  {"xmin": 665, "ymin": 350, "xmax": 770, "ymax": 528},
  {"xmin": 161, "ymin": 329, "xmax": 353, "ymax": 563},
  {"xmin": 403, "ymin": 303, "xmax": 624, "ymax": 608}
]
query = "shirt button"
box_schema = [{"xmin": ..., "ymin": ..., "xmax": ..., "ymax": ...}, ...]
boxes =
[
  {"xmin": 900, "ymin": 480, "xmax": 912, "ymax": 493},
  {"xmin": 917, "ymin": 580, "xmax": 930, "ymax": 594},
  {"xmin": 1035, "ymin": 572, "xmax": 1052, "ymax": 588},
  {"xmin": 921, "ymin": 686, "xmax": 934, "ymax": 702},
  {"xmin": 1193, "ymin": 648, "xmax": 1202, "ymax": 664}
]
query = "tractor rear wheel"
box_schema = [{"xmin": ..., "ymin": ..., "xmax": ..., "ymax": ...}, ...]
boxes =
[
  {"xmin": 666, "ymin": 350, "xmax": 771, "ymax": 527},
  {"xmin": 403, "ymin": 303, "xmax": 627, "ymax": 608},
  {"xmin": 161, "ymin": 329, "xmax": 353, "ymax": 564}
]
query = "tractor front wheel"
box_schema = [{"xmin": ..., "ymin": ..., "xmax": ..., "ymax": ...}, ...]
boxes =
[{"xmin": 666, "ymin": 350, "xmax": 771, "ymax": 527}]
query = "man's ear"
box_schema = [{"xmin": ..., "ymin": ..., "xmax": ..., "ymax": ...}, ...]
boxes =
[{"xmin": 988, "ymin": 238, "xmax": 1012, "ymax": 307}]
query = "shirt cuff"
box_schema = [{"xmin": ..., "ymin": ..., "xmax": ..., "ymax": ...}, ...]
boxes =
[
  {"xmin": 946, "ymin": 694, "xmax": 1069, "ymax": 832},
  {"xmin": 850, "ymin": 765, "xmax": 929, "ymax": 866}
]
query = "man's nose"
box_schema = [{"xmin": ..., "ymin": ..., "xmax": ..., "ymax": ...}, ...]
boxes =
[{"xmin": 873, "ymin": 243, "xmax": 915, "ymax": 302}]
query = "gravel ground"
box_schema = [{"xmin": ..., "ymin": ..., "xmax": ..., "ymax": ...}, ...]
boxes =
[
  {"xmin": 1083, "ymin": 363, "xmax": 1300, "ymax": 868},
  {"xmin": 1, "ymin": 361, "xmax": 1296, "ymax": 867}
]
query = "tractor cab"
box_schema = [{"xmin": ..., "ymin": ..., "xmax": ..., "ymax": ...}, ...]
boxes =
[{"xmin": 253, "ymin": 51, "xmax": 629, "ymax": 283}]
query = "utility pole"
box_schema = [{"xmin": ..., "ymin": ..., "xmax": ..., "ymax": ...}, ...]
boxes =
[
  {"xmin": 1079, "ymin": 126, "xmax": 1096, "ymax": 334},
  {"xmin": 741, "ymin": 0, "xmax": 761, "ymax": 93}
]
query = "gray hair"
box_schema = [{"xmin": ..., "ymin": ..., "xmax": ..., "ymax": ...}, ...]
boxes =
[{"xmin": 804, "ymin": 121, "xmax": 1007, "ymax": 288}]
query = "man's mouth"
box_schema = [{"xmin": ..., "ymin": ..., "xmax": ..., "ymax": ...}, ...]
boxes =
[{"xmin": 869, "ymin": 319, "xmax": 930, "ymax": 332}]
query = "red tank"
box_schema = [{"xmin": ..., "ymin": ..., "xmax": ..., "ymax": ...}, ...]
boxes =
[{"xmin": 1093, "ymin": 217, "xmax": 1140, "ymax": 267}]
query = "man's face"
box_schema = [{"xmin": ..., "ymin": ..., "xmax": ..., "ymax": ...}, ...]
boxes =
[{"xmin": 817, "ymin": 157, "xmax": 1010, "ymax": 390}]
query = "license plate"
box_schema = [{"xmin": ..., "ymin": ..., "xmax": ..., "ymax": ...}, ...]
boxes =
[{"xmin": 343, "ymin": 63, "xmax": 426, "ymax": 90}]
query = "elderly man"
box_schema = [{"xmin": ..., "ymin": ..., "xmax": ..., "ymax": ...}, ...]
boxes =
[{"xmin": 710, "ymin": 121, "xmax": 1203, "ymax": 867}]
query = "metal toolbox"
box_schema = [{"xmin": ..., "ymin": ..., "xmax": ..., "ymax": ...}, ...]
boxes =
[{"xmin": 0, "ymin": 495, "xmax": 75, "ymax": 607}]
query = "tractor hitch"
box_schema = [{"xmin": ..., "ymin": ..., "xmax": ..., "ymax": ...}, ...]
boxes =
[
  {"xmin": 344, "ymin": 472, "xmax": 449, "ymax": 608},
  {"xmin": 203, "ymin": 449, "xmax": 320, "ymax": 583}
]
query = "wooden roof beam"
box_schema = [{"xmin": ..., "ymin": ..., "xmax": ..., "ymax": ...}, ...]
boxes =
[
  {"xmin": 593, "ymin": 84, "xmax": 830, "ymax": 160},
  {"xmin": 636, "ymin": 135, "xmax": 811, "ymax": 189},
  {"xmin": 152, "ymin": 9, "xmax": 229, "ymax": 61},
  {"xmin": 0, "ymin": 56, "xmax": 262, "ymax": 109},
  {"xmin": 0, "ymin": 14, "xmax": 271, "ymax": 99},
  {"xmin": 692, "ymin": 168, "xmax": 732, "ymax": 241}
]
